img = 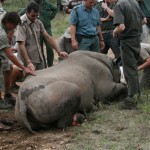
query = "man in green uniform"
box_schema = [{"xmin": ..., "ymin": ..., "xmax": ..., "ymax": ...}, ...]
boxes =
[
  {"xmin": 108, "ymin": 0, "xmax": 144, "ymax": 109},
  {"xmin": 35, "ymin": 0, "xmax": 58, "ymax": 67},
  {"xmin": 20, "ymin": 0, "xmax": 58, "ymax": 67}
]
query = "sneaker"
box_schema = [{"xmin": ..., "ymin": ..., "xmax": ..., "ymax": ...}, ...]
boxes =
[
  {"xmin": 4, "ymin": 93, "xmax": 16, "ymax": 106},
  {"xmin": 0, "ymin": 98, "xmax": 13, "ymax": 110},
  {"xmin": 10, "ymin": 85, "xmax": 19, "ymax": 94},
  {"xmin": 121, "ymin": 96, "xmax": 137, "ymax": 110}
]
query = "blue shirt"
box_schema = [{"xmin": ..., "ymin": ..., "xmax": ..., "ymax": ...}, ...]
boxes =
[{"xmin": 70, "ymin": 4, "xmax": 101, "ymax": 36}]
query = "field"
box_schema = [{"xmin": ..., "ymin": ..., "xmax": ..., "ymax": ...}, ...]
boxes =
[{"xmin": 1, "ymin": 1, "xmax": 150, "ymax": 150}]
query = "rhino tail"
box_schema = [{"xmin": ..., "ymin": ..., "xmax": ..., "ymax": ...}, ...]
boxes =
[{"xmin": 19, "ymin": 90, "xmax": 35, "ymax": 133}]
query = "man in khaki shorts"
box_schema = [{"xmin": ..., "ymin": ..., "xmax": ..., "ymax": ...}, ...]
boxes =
[{"xmin": 0, "ymin": 12, "xmax": 35, "ymax": 109}]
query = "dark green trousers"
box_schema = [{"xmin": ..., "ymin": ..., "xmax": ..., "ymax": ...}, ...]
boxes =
[
  {"xmin": 120, "ymin": 36, "xmax": 141, "ymax": 97},
  {"xmin": 40, "ymin": 26, "xmax": 54, "ymax": 68}
]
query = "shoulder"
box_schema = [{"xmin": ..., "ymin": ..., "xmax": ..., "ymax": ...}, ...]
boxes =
[
  {"xmin": 0, "ymin": 29, "xmax": 9, "ymax": 48},
  {"xmin": 0, "ymin": 29, "xmax": 7, "ymax": 40},
  {"xmin": 20, "ymin": 14, "xmax": 28, "ymax": 26},
  {"xmin": 73, "ymin": 4, "xmax": 81, "ymax": 11},
  {"xmin": 92, "ymin": 6, "xmax": 100, "ymax": 14},
  {"xmin": 35, "ymin": 18, "xmax": 43, "ymax": 25}
]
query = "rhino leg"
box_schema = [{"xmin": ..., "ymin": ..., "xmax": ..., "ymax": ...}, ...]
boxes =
[
  {"xmin": 55, "ymin": 84, "xmax": 81, "ymax": 129},
  {"xmin": 109, "ymin": 83, "xmax": 127, "ymax": 100}
]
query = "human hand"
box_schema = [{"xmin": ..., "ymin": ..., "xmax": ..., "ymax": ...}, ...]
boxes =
[
  {"xmin": 100, "ymin": 41, "xmax": 105, "ymax": 50},
  {"xmin": 58, "ymin": 51, "xmax": 69, "ymax": 59},
  {"xmin": 72, "ymin": 40, "xmax": 78, "ymax": 50},
  {"xmin": 24, "ymin": 67, "xmax": 36, "ymax": 76},
  {"xmin": 27, "ymin": 62, "xmax": 35, "ymax": 72},
  {"xmin": 113, "ymin": 30, "xmax": 119, "ymax": 37},
  {"xmin": 101, "ymin": 2, "xmax": 108, "ymax": 10},
  {"xmin": 105, "ymin": 15, "xmax": 112, "ymax": 21}
]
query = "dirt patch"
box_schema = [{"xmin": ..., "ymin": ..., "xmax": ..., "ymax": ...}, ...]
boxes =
[{"xmin": 0, "ymin": 108, "xmax": 77, "ymax": 150}]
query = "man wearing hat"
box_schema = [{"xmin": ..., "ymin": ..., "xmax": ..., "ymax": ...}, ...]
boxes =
[{"xmin": 58, "ymin": 27, "xmax": 74, "ymax": 57}]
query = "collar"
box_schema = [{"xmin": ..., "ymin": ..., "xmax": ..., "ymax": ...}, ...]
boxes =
[
  {"xmin": 82, "ymin": 2, "xmax": 93, "ymax": 11},
  {"xmin": 21, "ymin": 13, "xmax": 33, "ymax": 26}
]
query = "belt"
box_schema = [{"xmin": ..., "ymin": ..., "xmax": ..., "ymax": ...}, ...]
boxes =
[
  {"xmin": 102, "ymin": 30, "xmax": 113, "ymax": 34},
  {"xmin": 80, "ymin": 34, "xmax": 97, "ymax": 38}
]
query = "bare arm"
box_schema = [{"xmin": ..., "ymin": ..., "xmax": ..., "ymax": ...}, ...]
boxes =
[
  {"xmin": 70, "ymin": 25, "xmax": 78, "ymax": 50},
  {"xmin": 101, "ymin": 2, "xmax": 114, "ymax": 17},
  {"xmin": 97, "ymin": 25, "xmax": 105, "ymax": 49},
  {"xmin": 4, "ymin": 47, "xmax": 35, "ymax": 75},
  {"xmin": 138, "ymin": 56, "xmax": 150, "ymax": 70},
  {"xmin": 18, "ymin": 41, "xmax": 35, "ymax": 72},
  {"xmin": 18, "ymin": 41, "xmax": 31, "ymax": 65},
  {"xmin": 113, "ymin": 24, "xmax": 125, "ymax": 37},
  {"xmin": 4, "ymin": 47, "xmax": 25, "ymax": 70},
  {"xmin": 43, "ymin": 31, "xmax": 68, "ymax": 58}
]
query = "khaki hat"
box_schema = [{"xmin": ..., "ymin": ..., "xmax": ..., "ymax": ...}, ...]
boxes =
[{"xmin": 64, "ymin": 27, "xmax": 71, "ymax": 38}]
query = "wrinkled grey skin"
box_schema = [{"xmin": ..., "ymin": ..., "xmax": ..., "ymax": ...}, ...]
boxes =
[{"xmin": 15, "ymin": 51, "xmax": 126, "ymax": 132}]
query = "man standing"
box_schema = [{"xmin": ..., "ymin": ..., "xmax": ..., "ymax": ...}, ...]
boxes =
[
  {"xmin": 0, "ymin": 12, "xmax": 35, "ymax": 109},
  {"xmin": 34, "ymin": 0, "xmax": 58, "ymax": 67},
  {"xmin": 70, "ymin": 0, "xmax": 105, "ymax": 52},
  {"xmin": 16, "ymin": 2, "xmax": 68, "ymax": 71},
  {"xmin": 19, "ymin": 0, "xmax": 58, "ymax": 67},
  {"xmin": 111, "ymin": 0, "xmax": 144, "ymax": 109},
  {"xmin": 95, "ymin": 0, "xmax": 120, "ymax": 59}
]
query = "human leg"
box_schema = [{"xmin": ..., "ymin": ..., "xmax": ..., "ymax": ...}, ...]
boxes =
[
  {"xmin": 44, "ymin": 37, "xmax": 54, "ymax": 67},
  {"xmin": 109, "ymin": 34, "xmax": 120, "ymax": 59},
  {"xmin": 78, "ymin": 37, "xmax": 91, "ymax": 51},
  {"xmin": 40, "ymin": 35, "xmax": 47, "ymax": 68},
  {"xmin": 10, "ymin": 65, "xmax": 23, "ymax": 94},
  {"xmin": 90, "ymin": 36, "xmax": 100, "ymax": 52},
  {"xmin": 44, "ymin": 27, "xmax": 54, "ymax": 67},
  {"xmin": 120, "ymin": 37, "xmax": 140, "ymax": 109}
]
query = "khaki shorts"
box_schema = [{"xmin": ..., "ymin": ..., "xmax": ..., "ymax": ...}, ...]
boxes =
[{"xmin": 0, "ymin": 53, "xmax": 11, "ymax": 71}]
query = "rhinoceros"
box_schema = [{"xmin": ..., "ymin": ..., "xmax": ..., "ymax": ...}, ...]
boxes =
[{"xmin": 15, "ymin": 51, "xmax": 126, "ymax": 132}]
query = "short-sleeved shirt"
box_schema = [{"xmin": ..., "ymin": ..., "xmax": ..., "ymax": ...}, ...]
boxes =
[
  {"xmin": 113, "ymin": 0, "xmax": 144, "ymax": 40},
  {"xmin": 16, "ymin": 14, "xmax": 46, "ymax": 64},
  {"xmin": 70, "ymin": 3, "xmax": 101, "ymax": 35},
  {"xmin": 95, "ymin": 2, "xmax": 115, "ymax": 31}
]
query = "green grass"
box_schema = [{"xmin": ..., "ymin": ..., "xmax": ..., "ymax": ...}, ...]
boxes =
[
  {"xmin": 66, "ymin": 92, "xmax": 150, "ymax": 150},
  {"xmin": 51, "ymin": 12, "xmax": 70, "ymax": 38}
]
